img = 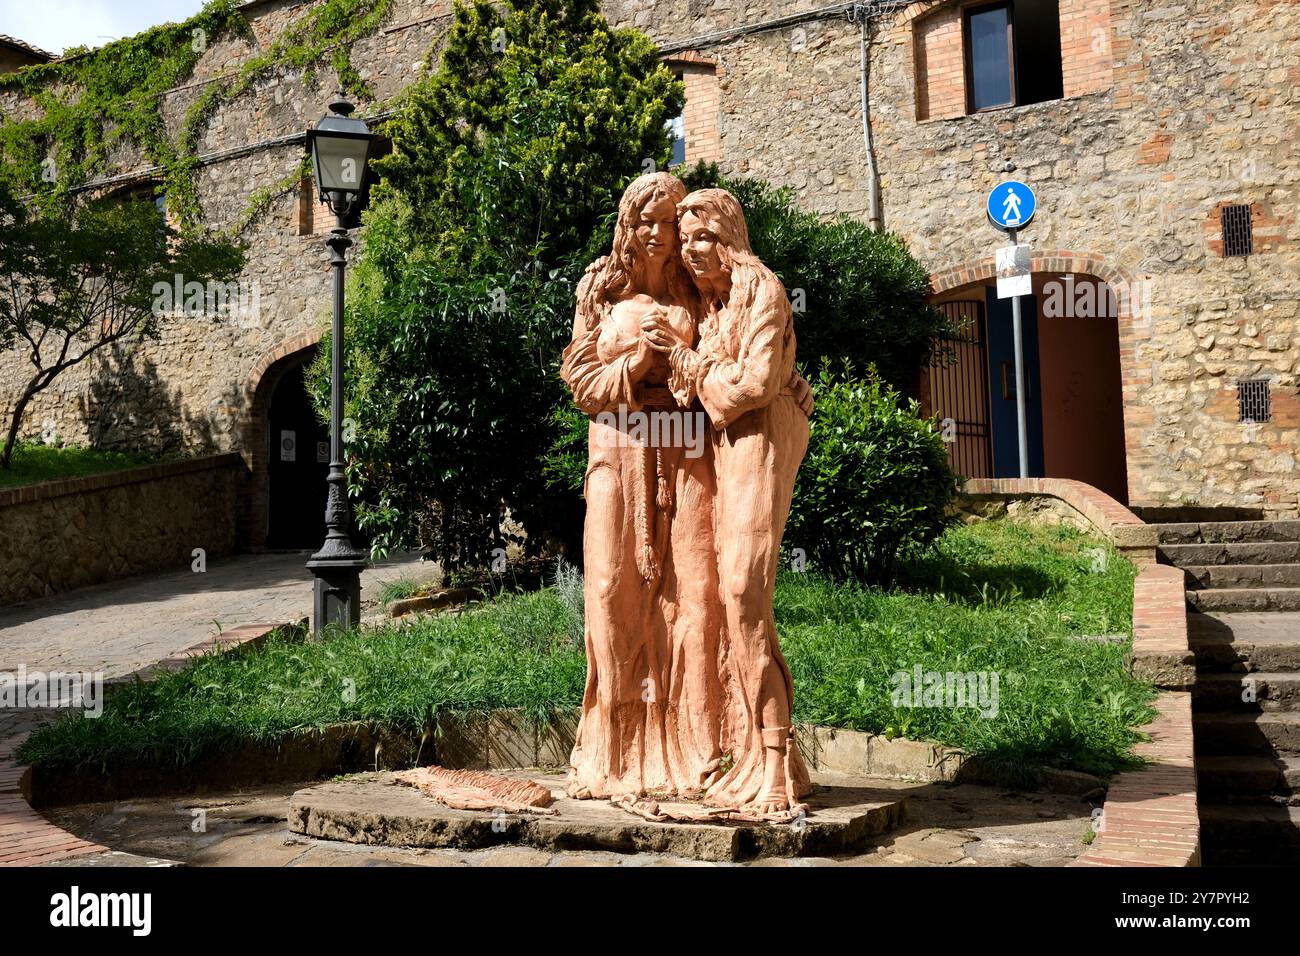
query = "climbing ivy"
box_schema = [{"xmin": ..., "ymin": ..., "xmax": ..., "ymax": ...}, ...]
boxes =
[{"xmin": 0, "ymin": 0, "xmax": 393, "ymax": 234}]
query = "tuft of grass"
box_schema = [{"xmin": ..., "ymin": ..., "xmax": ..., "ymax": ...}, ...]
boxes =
[
  {"xmin": 377, "ymin": 577, "xmax": 427, "ymax": 606},
  {"xmin": 0, "ymin": 441, "xmax": 161, "ymax": 488},
  {"xmin": 18, "ymin": 519, "xmax": 1154, "ymax": 779}
]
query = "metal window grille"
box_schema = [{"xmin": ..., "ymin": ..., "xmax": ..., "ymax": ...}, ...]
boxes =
[
  {"xmin": 1237, "ymin": 378, "xmax": 1271, "ymax": 423},
  {"xmin": 1221, "ymin": 204, "xmax": 1254, "ymax": 257}
]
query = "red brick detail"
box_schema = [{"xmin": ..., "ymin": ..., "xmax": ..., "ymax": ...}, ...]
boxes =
[
  {"xmin": 1137, "ymin": 131, "xmax": 1174, "ymax": 166},
  {"xmin": 1131, "ymin": 563, "xmax": 1196, "ymax": 687},
  {"xmin": 1059, "ymin": 0, "xmax": 1113, "ymax": 97},
  {"xmin": 914, "ymin": 5, "xmax": 965, "ymax": 121},
  {"xmin": 962, "ymin": 476, "xmax": 1147, "ymax": 539},
  {"xmin": 933, "ymin": 252, "xmax": 1154, "ymax": 506},
  {"xmin": 665, "ymin": 51, "xmax": 722, "ymax": 166},
  {"xmin": 239, "ymin": 331, "xmax": 324, "ymax": 549},
  {"xmin": 1072, "ymin": 692, "xmax": 1200, "ymax": 867},
  {"xmin": 0, "ymin": 780, "xmax": 104, "ymax": 866}
]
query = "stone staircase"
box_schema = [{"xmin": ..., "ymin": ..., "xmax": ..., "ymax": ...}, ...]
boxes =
[
  {"xmin": 1154, "ymin": 520, "xmax": 1300, "ymax": 612},
  {"xmin": 1144, "ymin": 516, "xmax": 1300, "ymax": 865}
]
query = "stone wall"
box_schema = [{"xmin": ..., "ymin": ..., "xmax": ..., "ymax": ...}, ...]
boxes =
[
  {"xmin": 0, "ymin": 0, "xmax": 454, "ymax": 464},
  {"xmin": 0, "ymin": 454, "xmax": 245, "ymax": 606},
  {"xmin": 1, "ymin": 0, "xmax": 1297, "ymax": 518},
  {"xmin": 608, "ymin": 0, "xmax": 1300, "ymax": 517}
]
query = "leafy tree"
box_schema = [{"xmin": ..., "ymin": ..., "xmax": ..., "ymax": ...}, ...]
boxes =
[
  {"xmin": 315, "ymin": 0, "xmax": 680, "ymax": 567},
  {"xmin": 0, "ymin": 181, "xmax": 244, "ymax": 468},
  {"xmin": 377, "ymin": 0, "xmax": 680, "ymax": 271}
]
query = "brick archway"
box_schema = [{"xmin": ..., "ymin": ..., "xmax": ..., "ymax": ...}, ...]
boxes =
[
  {"xmin": 239, "ymin": 330, "xmax": 324, "ymax": 549},
  {"xmin": 928, "ymin": 250, "xmax": 1151, "ymax": 506}
]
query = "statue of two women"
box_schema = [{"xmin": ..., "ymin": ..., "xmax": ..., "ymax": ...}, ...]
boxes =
[{"xmin": 560, "ymin": 174, "xmax": 813, "ymax": 818}]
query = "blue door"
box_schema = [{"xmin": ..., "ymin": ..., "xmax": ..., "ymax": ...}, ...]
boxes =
[{"xmin": 984, "ymin": 286, "xmax": 1045, "ymax": 477}]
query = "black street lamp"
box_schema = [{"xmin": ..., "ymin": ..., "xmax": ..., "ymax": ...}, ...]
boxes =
[{"xmin": 305, "ymin": 96, "xmax": 375, "ymax": 636}]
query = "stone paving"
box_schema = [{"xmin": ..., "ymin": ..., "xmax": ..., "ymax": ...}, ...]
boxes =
[
  {"xmin": 0, "ymin": 551, "xmax": 440, "ymax": 866},
  {"xmin": 0, "ymin": 550, "xmax": 440, "ymax": 679},
  {"xmin": 41, "ymin": 777, "xmax": 1096, "ymax": 867}
]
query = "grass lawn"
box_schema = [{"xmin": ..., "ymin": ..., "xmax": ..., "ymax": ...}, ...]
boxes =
[
  {"xmin": 18, "ymin": 519, "xmax": 1154, "ymax": 779},
  {"xmin": 0, "ymin": 441, "xmax": 159, "ymax": 489}
]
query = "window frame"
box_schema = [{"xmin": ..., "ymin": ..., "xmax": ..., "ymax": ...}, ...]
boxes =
[{"xmin": 963, "ymin": 0, "xmax": 1018, "ymax": 114}]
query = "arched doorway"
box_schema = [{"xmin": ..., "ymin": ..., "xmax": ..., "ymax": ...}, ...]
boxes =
[
  {"xmin": 923, "ymin": 256, "xmax": 1134, "ymax": 504},
  {"xmin": 241, "ymin": 332, "xmax": 328, "ymax": 551},
  {"xmin": 266, "ymin": 358, "xmax": 329, "ymax": 549}
]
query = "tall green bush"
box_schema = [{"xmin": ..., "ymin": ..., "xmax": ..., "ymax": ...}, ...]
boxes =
[{"xmin": 785, "ymin": 366, "xmax": 959, "ymax": 585}]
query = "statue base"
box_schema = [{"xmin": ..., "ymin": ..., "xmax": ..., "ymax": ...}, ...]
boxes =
[{"xmin": 288, "ymin": 770, "xmax": 908, "ymax": 862}]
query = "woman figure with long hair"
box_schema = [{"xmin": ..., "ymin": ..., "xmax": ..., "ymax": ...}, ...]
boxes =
[
  {"xmin": 643, "ymin": 187, "xmax": 813, "ymax": 816},
  {"xmin": 560, "ymin": 173, "xmax": 725, "ymax": 799}
]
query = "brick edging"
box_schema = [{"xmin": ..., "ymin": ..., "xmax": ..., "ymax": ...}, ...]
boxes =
[
  {"xmin": 1131, "ymin": 563, "xmax": 1195, "ymax": 690},
  {"xmin": 1071, "ymin": 692, "xmax": 1200, "ymax": 867},
  {"xmin": 961, "ymin": 477, "xmax": 1158, "ymax": 560},
  {"xmin": 0, "ymin": 452, "xmax": 245, "ymax": 508},
  {"xmin": 0, "ymin": 621, "xmax": 281, "ymax": 867}
]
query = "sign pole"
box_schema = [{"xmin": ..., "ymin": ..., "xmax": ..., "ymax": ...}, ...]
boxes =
[{"xmin": 1008, "ymin": 225, "xmax": 1029, "ymax": 479}]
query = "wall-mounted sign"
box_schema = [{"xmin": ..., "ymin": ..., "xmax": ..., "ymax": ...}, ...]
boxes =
[{"xmin": 280, "ymin": 430, "xmax": 296, "ymax": 462}]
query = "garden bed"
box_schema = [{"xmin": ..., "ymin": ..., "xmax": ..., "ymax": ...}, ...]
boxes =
[{"xmin": 17, "ymin": 518, "xmax": 1155, "ymax": 793}]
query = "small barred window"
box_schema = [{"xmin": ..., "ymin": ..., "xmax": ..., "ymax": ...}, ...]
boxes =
[
  {"xmin": 1237, "ymin": 378, "xmax": 1271, "ymax": 423},
  {"xmin": 1221, "ymin": 204, "xmax": 1254, "ymax": 258}
]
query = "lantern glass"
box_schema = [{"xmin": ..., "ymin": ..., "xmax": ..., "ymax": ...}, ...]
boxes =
[{"xmin": 312, "ymin": 133, "xmax": 371, "ymax": 197}]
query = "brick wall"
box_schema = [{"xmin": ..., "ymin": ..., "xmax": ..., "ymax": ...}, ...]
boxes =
[
  {"xmin": 912, "ymin": 0, "xmax": 1114, "ymax": 120},
  {"xmin": 914, "ymin": 5, "xmax": 966, "ymax": 120},
  {"xmin": 680, "ymin": 57, "xmax": 723, "ymax": 165},
  {"xmin": 1060, "ymin": 0, "xmax": 1114, "ymax": 97}
]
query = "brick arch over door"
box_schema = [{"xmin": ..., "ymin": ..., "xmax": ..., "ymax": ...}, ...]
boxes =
[
  {"xmin": 929, "ymin": 250, "xmax": 1153, "ymax": 506},
  {"xmin": 239, "ymin": 330, "xmax": 324, "ymax": 549}
]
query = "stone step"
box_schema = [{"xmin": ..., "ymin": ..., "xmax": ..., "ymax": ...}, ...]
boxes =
[
  {"xmin": 1194, "ymin": 712, "xmax": 1300, "ymax": 755},
  {"xmin": 1199, "ymin": 803, "xmax": 1300, "ymax": 865},
  {"xmin": 1195, "ymin": 672, "xmax": 1300, "ymax": 711},
  {"xmin": 1196, "ymin": 755, "xmax": 1300, "ymax": 798},
  {"xmin": 1153, "ymin": 521, "xmax": 1300, "ymax": 545},
  {"xmin": 1182, "ymin": 564, "xmax": 1300, "ymax": 590},
  {"xmin": 1188, "ymin": 588, "xmax": 1300, "ymax": 613},
  {"xmin": 1133, "ymin": 506, "xmax": 1265, "ymax": 524},
  {"xmin": 1160, "ymin": 541, "xmax": 1300, "ymax": 567},
  {"xmin": 1188, "ymin": 613, "xmax": 1300, "ymax": 672}
]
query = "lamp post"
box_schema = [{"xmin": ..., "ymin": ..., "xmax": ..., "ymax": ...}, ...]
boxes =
[{"xmin": 305, "ymin": 96, "xmax": 375, "ymax": 636}]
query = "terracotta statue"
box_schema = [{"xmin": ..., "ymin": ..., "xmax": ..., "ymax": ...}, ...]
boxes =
[
  {"xmin": 560, "ymin": 173, "xmax": 725, "ymax": 799},
  {"xmin": 562, "ymin": 178, "xmax": 812, "ymax": 819}
]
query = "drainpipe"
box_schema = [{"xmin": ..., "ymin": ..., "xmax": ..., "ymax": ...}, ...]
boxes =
[{"xmin": 851, "ymin": 2, "xmax": 883, "ymax": 231}]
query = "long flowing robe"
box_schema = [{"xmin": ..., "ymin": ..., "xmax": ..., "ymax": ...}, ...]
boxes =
[
  {"xmin": 560, "ymin": 264, "xmax": 724, "ymax": 798},
  {"xmin": 669, "ymin": 266, "xmax": 813, "ymax": 808}
]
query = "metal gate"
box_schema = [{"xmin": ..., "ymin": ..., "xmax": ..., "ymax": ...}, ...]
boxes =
[{"xmin": 928, "ymin": 300, "xmax": 993, "ymax": 479}]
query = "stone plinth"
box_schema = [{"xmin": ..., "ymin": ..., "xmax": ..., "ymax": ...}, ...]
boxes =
[{"xmin": 288, "ymin": 771, "xmax": 909, "ymax": 862}]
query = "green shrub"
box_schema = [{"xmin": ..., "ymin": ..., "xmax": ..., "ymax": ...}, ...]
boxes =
[{"xmin": 786, "ymin": 366, "xmax": 958, "ymax": 585}]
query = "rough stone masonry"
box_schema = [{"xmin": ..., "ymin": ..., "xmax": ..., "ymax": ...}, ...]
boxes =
[{"xmin": 0, "ymin": 0, "xmax": 1295, "ymax": 525}]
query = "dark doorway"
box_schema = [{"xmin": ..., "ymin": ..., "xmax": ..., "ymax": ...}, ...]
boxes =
[
  {"xmin": 985, "ymin": 286, "xmax": 1046, "ymax": 478},
  {"xmin": 266, "ymin": 358, "xmax": 329, "ymax": 549}
]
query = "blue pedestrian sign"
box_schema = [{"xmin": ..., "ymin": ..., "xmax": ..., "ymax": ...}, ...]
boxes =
[{"xmin": 987, "ymin": 180, "xmax": 1036, "ymax": 230}]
